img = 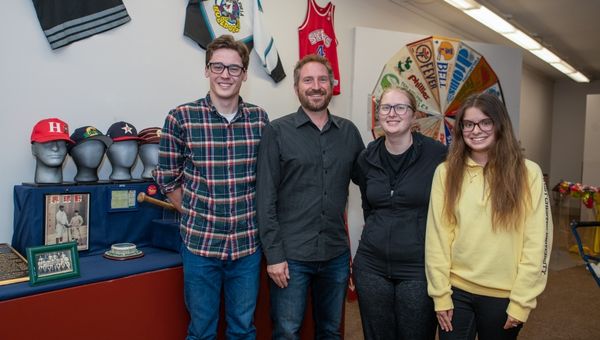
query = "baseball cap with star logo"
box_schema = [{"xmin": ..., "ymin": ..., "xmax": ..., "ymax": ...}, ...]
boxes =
[
  {"xmin": 106, "ymin": 121, "xmax": 141, "ymax": 142},
  {"xmin": 69, "ymin": 125, "xmax": 113, "ymax": 151},
  {"xmin": 30, "ymin": 118, "xmax": 74, "ymax": 144}
]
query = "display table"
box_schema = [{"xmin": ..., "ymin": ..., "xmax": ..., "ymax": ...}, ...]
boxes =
[
  {"xmin": 3, "ymin": 181, "xmax": 191, "ymax": 340},
  {"xmin": 6, "ymin": 181, "xmax": 338, "ymax": 339},
  {"xmin": 0, "ymin": 258, "xmax": 330, "ymax": 340},
  {"xmin": 12, "ymin": 181, "xmax": 166, "ymax": 257},
  {"xmin": 0, "ymin": 265, "xmax": 189, "ymax": 340},
  {"xmin": 0, "ymin": 247, "xmax": 182, "ymax": 301}
]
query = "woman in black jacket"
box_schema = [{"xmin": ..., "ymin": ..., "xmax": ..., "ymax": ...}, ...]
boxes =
[{"xmin": 353, "ymin": 87, "xmax": 447, "ymax": 340}]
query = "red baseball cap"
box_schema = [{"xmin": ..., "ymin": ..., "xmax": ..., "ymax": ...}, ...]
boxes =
[{"xmin": 30, "ymin": 118, "xmax": 74, "ymax": 144}]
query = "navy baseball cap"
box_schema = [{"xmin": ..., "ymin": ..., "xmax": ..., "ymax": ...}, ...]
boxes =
[
  {"xmin": 106, "ymin": 121, "xmax": 141, "ymax": 142},
  {"xmin": 69, "ymin": 126, "xmax": 112, "ymax": 150}
]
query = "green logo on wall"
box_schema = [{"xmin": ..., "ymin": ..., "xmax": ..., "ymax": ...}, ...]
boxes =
[
  {"xmin": 397, "ymin": 57, "xmax": 412, "ymax": 74},
  {"xmin": 381, "ymin": 74, "xmax": 400, "ymax": 88}
]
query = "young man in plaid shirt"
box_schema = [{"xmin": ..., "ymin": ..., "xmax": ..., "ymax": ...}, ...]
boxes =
[{"xmin": 154, "ymin": 34, "xmax": 269, "ymax": 340}]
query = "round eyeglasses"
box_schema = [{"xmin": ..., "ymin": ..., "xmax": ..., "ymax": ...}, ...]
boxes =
[
  {"xmin": 378, "ymin": 103, "xmax": 414, "ymax": 116},
  {"xmin": 207, "ymin": 62, "xmax": 245, "ymax": 76},
  {"xmin": 460, "ymin": 118, "xmax": 494, "ymax": 132}
]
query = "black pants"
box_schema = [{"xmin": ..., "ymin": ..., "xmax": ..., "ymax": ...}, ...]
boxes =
[
  {"xmin": 353, "ymin": 258, "xmax": 436, "ymax": 340},
  {"xmin": 439, "ymin": 287, "xmax": 523, "ymax": 340}
]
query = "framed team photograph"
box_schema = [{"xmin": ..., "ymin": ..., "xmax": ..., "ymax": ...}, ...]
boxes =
[
  {"xmin": 26, "ymin": 242, "xmax": 80, "ymax": 286},
  {"xmin": 44, "ymin": 193, "xmax": 90, "ymax": 251}
]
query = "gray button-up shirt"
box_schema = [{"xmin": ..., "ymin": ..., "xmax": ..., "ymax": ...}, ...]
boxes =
[{"xmin": 256, "ymin": 108, "xmax": 365, "ymax": 264}]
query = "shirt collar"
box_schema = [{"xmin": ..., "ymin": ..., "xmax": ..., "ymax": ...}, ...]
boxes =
[
  {"xmin": 292, "ymin": 107, "xmax": 340, "ymax": 130},
  {"xmin": 466, "ymin": 156, "xmax": 484, "ymax": 168},
  {"xmin": 205, "ymin": 93, "xmax": 246, "ymax": 118}
]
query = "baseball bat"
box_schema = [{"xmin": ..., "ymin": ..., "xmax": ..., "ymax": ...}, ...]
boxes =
[{"xmin": 137, "ymin": 192, "xmax": 176, "ymax": 211}]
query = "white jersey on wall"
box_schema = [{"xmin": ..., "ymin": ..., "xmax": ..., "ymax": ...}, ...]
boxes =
[{"xmin": 185, "ymin": 0, "xmax": 286, "ymax": 83}]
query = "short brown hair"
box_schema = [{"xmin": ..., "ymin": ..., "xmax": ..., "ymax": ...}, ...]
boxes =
[
  {"xmin": 293, "ymin": 54, "xmax": 335, "ymax": 87},
  {"xmin": 206, "ymin": 35, "xmax": 250, "ymax": 69}
]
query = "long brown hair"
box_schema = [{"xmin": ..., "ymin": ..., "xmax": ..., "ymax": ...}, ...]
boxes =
[{"xmin": 443, "ymin": 93, "xmax": 529, "ymax": 231}]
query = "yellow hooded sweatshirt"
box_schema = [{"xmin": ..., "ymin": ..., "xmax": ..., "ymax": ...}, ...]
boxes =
[{"xmin": 425, "ymin": 158, "xmax": 552, "ymax": 322}]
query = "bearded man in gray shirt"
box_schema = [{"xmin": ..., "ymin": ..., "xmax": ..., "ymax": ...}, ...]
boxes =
[{"xmin": 256, "ymin": 54, "xmax": 365, "ymax": 339}]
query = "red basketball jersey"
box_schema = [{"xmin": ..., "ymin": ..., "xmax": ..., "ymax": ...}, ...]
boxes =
[{"xmin": 298, "ymin": 0, "xmax": 341, "ymax": 95}]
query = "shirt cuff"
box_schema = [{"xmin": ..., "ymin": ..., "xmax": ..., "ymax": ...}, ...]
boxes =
[
  {"xmin": 507, "ymin": 301, "xmax": 531, "ymax": 322},
  {"xmin": 263, "ymin": 248, "xmax": 286, "ymax": 265},
  {"xmin": 433, "ymin": 294, "xmax": 454, "ymax": 312}
]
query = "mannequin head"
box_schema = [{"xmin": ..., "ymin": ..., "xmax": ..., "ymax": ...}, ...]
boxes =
[
  {"xmin": 70, "ymin": 140, "xmax": 106, "ymax": 182},
  {"xmin": 30, "ymin": 118, "xmax": 73, "ymax": 184},
  {"xmin": 68, "ymin": 126, "xmax": 112, "ymax": 182},
  {"xmin": 139, "ymin": 144, "xmax": 159, "ymax": 179},
  {"xmin": 106, "ymin": 121, "xmax": 141, "ymax": 181},
  {"xmin": 71, "ymin": 140, "xmax": 105, "ymax": 168},
  {"xmin": 137, "ymin": 127, "xmax": 161, "ymax": 179},
  {"xmin": 32, "ymin": 140, "xmax": 68, "ymax": 167},
  {"xmin": 107, "ymin": 140, "xmax": 139, "ymax": 180}
]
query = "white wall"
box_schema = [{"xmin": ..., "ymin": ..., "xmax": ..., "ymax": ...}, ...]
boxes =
[
  {"xmin": 519, "ymin": 66, "xmax": 555, "ymax": 172},
  {"xmin": 582, "ymin": 94, "xmax": 600, "ymax": 186},
  {"xmin": 0, "ymin": 0, "xmax": 556, "ymax": 246},
  {"xmin": 549, "ymin": 80, "xmax": 600, "ymax": 186}
]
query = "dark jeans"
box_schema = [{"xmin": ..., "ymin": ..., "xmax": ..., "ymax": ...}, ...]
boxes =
[
  {"xmin": 181, "ymin": 245, "xmax": 261, "ymax": 340},
  {"xmin": 439, "ymin": 287, "xmax": 522, "ymax": 340},
  {"xmin": 353, "ymin": 257, "xmax": 436, "ymax": 340},
  {"xmin": 269, "ymin": 251, "xmax": 350, "ymax": 340}
]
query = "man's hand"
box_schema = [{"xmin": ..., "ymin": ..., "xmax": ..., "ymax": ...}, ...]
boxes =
[
  {"xmin": 166, "ymin": 188, "xmax": 184, "ymax": 214},
  {"xmin": 267, "ymin": 261, "xmax": 290, "ymax": 288},
  {"xmin": 436, "ymin": 309, "xmax": 454, "ymax": 332}
]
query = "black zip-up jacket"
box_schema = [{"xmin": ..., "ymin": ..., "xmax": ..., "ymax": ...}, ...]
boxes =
[{"xmin": 355, "ymin": 132, "xmax": 446, "ymax": 280}]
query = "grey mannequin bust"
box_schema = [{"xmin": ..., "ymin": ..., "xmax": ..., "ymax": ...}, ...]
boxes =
[
  {"xmin": 69, "ymin": 140, "xmax": 106, "ymax": 182},
  {"xmin": 107, "ymin": 140, "xmax": 138, "ymax": 181},
  {"xmin": 31, "ymin": 141, "xmax": 68, "ymax": 184},
  {"xmin": 139, "ymin": 143, "xmax": 159, "ymax": 179}
]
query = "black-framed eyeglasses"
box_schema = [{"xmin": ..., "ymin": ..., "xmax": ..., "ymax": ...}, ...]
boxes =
[
  {"xmin": 207, "ymin": 62, "xmax": 245, "ymax": 76},
  {"xmin": 460, "ymin": 118, "xmax": 494, "ymax": 132},
  {"xmin": 378, "ymin": 103, "xmax": 414, "ymax": 116}
]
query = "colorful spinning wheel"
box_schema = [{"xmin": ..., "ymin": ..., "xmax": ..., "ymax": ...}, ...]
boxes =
[{"xmin": 370, "ymin": 36, "xmax": 505, "ymax": 144}]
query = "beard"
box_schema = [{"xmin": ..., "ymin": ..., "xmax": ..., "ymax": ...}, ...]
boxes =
[{"xmin": 298, "ymin": 88, "xmax": 333, "ymax": 112}]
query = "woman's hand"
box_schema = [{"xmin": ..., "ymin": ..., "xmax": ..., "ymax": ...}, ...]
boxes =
[
  {"xmin": 503, "ymin": 315, "xmax": 523, "ymax": 329},
  {"xmin": 436, "ymin": 309, "xmax": 454, "ymax": 332}
]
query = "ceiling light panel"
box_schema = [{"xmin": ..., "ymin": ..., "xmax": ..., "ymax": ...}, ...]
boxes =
[{"xmin": 443, "ymin": 0, "xmax": 589, "ymax": 82}]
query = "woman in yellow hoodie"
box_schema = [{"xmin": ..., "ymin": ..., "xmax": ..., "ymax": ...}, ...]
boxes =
[{"xmin": 425, "ymin": 93, "xmax": 552, "ymax": 339}]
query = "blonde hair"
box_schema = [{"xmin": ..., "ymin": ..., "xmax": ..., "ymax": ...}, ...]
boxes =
[{"xmin": 378, "ymin": 87, "xmax": 416, "ymax": 111}]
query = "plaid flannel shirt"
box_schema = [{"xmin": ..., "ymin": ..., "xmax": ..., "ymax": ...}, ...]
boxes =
[{"xmin": 154, "ymin": 94, "xmax": 269, "ymax": 260}]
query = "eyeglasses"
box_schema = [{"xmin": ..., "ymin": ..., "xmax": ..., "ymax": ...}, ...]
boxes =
[
  {"xmin": 207, "ymin": 62, "xmax": 245, "ymax": 76},
  {"xmin": 460, "ymin": 118, "xmax": 494, "ymax": 132},
  {"xmin": 378, "ymin": 103, "xmax": 414, "ymax": 116}
]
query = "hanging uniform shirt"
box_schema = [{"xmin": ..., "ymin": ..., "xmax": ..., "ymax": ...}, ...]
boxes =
[
  {"xmin": 32, "ymin": 0, "xmax": 131, "ymax": 50},
  {"xmin": 298, "ymin": 0, "xmax": 341, "ymax": 95},
  {"xmin": 184, "ymin": 0, "xmax": 286, "ymax": 83}
]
